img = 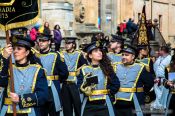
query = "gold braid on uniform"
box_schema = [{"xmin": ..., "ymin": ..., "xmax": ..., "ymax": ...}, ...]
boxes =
[
  {"xmin": 0, "ymin": 48, "xmax": 3, "ymax": 71},
  {"xmin": 0, "ymin": 59, "xmax": 3, "ymax": 71},
  {"xmin": 58, "ymin": 51, "xmax": 65, "ymax": 62},
  {"xmin": 21, "ymin": 96, "xmax": 36, "ymax": 108},
  {"xmin": 31, "ymin": 47, "xmax": 40, "ymax": 57}
]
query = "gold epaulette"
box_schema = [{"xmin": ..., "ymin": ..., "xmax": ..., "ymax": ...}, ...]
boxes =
[
  {"xmin": 113, "ymin": 62, "xmax": 122, "ymax": 66},
  {"xmin": 31, "ymin": 47, "xmax": 40, "ymax": 57},
  {"xmin": 75, "ymin": 49, "xmax": 82, "ymax": 53},
  {"xmin": 58, "ymin": 52, "xmax": 65, "ymax": 62},
  {"xmin": 136, "ymin": 61, "xmax": 150, "ymax": 72},
  {"xmin": 166, "ymin": 65, "xmax": 170, "ymax": 73},
  {"xmin": 31, "ymin": 47, "xmax": 39, "ymax": 54},
  {"xmin": 76, "ymin": 64, "xmax": 87, "ymax": 75},
  {"xmin": 81, "ymin": 65, "xmax": 92, "ymax": 71}
]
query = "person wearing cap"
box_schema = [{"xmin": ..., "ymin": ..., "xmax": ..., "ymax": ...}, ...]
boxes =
[
  {"xmin": 136, "ymin": 45, "xmax": 155, "ymax": 104},
  {"xmin": 91, "ymin": 32, "xmax": 104, "ymax": 43},
  {"xmin": 60, "ymin": 37, "xmax": 87, "ymax": 116},
  {"xmin": 151, "ymin": 46, "xmax": 172, "ymax": 110},
  {"xmin": 114, "ymin": 44, "xmax": 154, "ymax": 116},
  {"xmin": 107, "ymin": 34, "xmax": 125, "ymax": 63},
  {"xmin": 160, "ymin": 54, "xmax": 175, "ymax": 116},
  {"xmin": 77, "ymin": 41, "xmax": 120, "ymax": 116},
  {"xmin": 36, "ymin": 32, "xmax": 69, "ymax": 116},
  {"xmin": 11, "ymin": 27, "xmax": 28, "ymax": 37},
  {"xmin": 136, "ymin": 45, "xmax": 153, "ymax": 69},
  {"xmin": 0, "ymin": 33, "xmax": 48, "ymax": 116}
]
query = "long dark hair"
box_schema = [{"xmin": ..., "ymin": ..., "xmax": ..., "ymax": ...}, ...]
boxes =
[
  {"xmin": 54, "ymin": 24, "xmax": 60, "ymax": 30},
  {"xmin": 87, "ymin": 48, "xmax": 114, "ymax": 82},
  {"xmin": 44, "ymin": 22, "xmax": 50, "ymax": 28},
  {"xmin": 44, "ymin": 22, "xmax": 51, "ymax": 35},
  {"xmin": 25, "ymin": 47, "xmax": 42, "ymax": 66}
]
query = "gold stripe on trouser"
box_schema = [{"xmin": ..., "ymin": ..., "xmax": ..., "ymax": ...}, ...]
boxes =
[
  {"xmin": 91, "ymin": 89, "xmax": 109, "ymax": 96},
  {"xmin": 119, "ymin": 87, "xmax": 144, "ymax": 93}
]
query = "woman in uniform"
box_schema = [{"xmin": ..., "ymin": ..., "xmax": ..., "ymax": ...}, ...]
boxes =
[
  {"xmin": 77, "ymin": 41, "xmax": 120, "ymax": 116},
  {"xmin": 0, "ymin": 33, "xmax": 48, "ymax": 116}
]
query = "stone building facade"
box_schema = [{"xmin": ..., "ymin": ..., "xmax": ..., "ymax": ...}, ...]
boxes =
[
  {"xmin": 0, "ymin": 0, "xmax": 175, "ymax": 47},
  {"xmin": 118, "ymin": 0, "xmax": 175, "ymax": 47},
  {"xmin": 42, "ymin": 0, "xmax": 175, "ymax": 46}
]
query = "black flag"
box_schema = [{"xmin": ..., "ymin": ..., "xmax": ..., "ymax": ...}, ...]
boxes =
[{"xmin": 0, "ymin": 0, "xmax": 40, "ymax": 30}]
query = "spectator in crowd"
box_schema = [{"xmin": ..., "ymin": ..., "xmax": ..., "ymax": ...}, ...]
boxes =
[
  {"xmin": 127, "ymin": 18, "xmax": 138, "ymax": 35},
  {"xmin": 53, "ymin": 24, "xmax": 62, "ymax": 51},
  {"xmin": 116, "ymin": 26, "xmax": 122, "ymax": 35},
  {"xmin": 152, "ymin": 46, "xmax": 172, "ymax": 110},
  {"xmin": 30, "ymin": 23, "xmax": 41, "ymax": 41},
  {"xmin": 44, "ymin": 22, "xmax": 51, "ymax": 35},
  {"xmin": 91, "ymin": 32, "xmax": 104, "ymax": 42}
]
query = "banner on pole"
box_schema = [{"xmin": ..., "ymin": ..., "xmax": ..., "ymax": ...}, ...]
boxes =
[{"xmin": 0, "ymin": 0, "xmax": 40, "ymax": 30}]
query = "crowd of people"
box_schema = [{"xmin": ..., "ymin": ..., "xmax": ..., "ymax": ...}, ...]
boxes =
[
  {"xmin": 116, "ymin": 18, "xmax": 138, "ymax": 36},
  {"xmin": 0, "ymin": 20, "xmax": 174, "ymax": 116},
  {"xmin": 29, "ymin": 22, "xmax": 63, "ymax": 51},
  {"xmin": 116, "ymin": 18, "xmax": 155, "ymax": 43}
]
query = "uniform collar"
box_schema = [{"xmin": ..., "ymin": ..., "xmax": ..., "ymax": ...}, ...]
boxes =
[
  {"xmin": 91, "ymin": 64, "xmax": 99, "ymax": 68},
  {"xmin": 90, "ymin": 63, "xmax": 100, "ymax": 68},
  {"xmin": 123, "ymin": 62, "xmax": 135, "ymax": 67},
  {"xmin": 40, "ymin": 48, "xmax": 51, "ymax": 54},
  {"xmin": 15, "ymin": 61, "xmax": 30, "ymax": 67},
  {"xmin": 66, "ymin": 49, "xmax": 75, "ymax": 54}
]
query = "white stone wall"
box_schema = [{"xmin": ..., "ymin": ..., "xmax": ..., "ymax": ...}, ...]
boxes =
[{"xmin": 42, "ymin": 2, "xmax": 75, "ymax": 37}]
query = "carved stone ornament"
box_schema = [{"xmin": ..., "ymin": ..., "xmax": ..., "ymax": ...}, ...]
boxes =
[{"xmin": 74, "ymin": 1, "xmax": 85, "ymax": 23}]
